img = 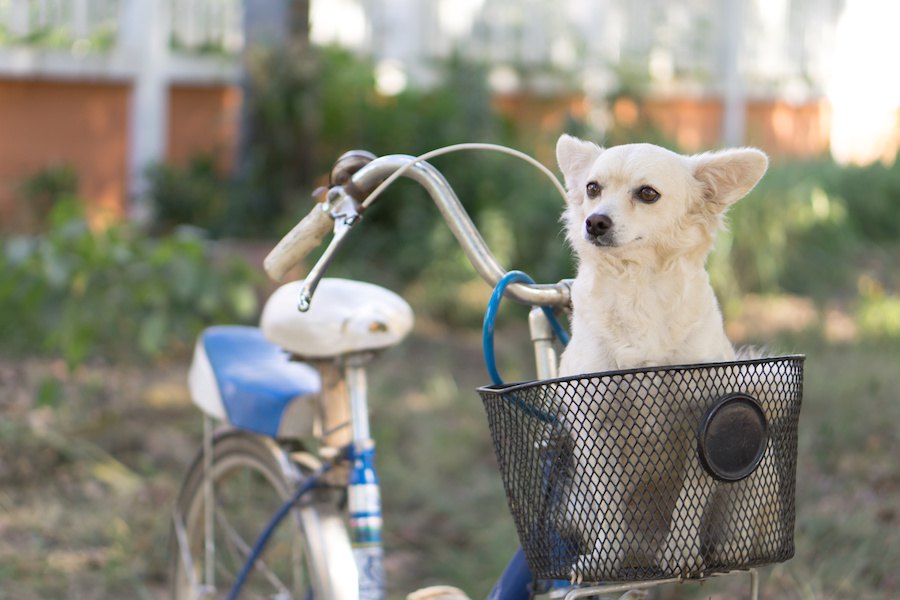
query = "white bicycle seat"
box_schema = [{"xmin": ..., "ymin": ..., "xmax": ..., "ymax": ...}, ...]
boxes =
[{"xmin": 261, "ymin": 278, "xmax": 414, "ymax": 359}]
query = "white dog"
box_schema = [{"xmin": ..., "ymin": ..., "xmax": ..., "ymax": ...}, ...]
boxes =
[{"xmin": 553, "ymin": 135, "xmax": 768, "ymax": 580}]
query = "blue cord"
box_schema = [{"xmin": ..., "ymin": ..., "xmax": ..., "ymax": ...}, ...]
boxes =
[
  {"xmin": 483, "ymin": 271, "xmax": 569, "ymax": 387},
  {"xmin": 226, "ymin": 463, "xmax": 332, "ymax": 600}
]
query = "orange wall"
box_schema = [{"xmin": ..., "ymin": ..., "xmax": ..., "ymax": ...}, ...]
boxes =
[
  {"xmin": 620, "ymin": 96, "xmax": 830, "ymax": 157},
  {"xmin": 0, "ymin": 81, "xmax": 833, "ymax": 232},
  {"xmin": 639, "ymin": 97, "xmax": 724, "ymax": 150},
  {"xmin": 0, "ymin": 79, "xmax": 241, "ymax": 231},
  {"xmin": 0, "ymin": 79, "xmax": 130, "ymax": 229},
  {"xmin": 167, "ymin": 84, "xmax": 242, "ymax": 170},
  {"xmin": 497, "ymin": 92, "xmax": 831, "ymax": 159},
  {"xmin": 745, "ymin": 99, "xmax": 831, "ymax": 158}
]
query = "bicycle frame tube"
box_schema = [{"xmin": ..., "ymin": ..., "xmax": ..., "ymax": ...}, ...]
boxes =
[
  {"xmin": 349, "ymin": 155, "xmax": 570, "ymax": 309},
  {"xmin": 529, "ymin": 307, "xmax": 560, "ymax": 381},
  {"xmin": 488, "ymin": 549, "xmax": 534, "ymax": 600},
  {"xmin": 345, "ymin": 356, "xmax": 386, "ymax": 600}
]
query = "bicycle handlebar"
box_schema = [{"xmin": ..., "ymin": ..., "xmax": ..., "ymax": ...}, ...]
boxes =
[
  {"xmin": 264, "ymin": 152, "xmax": 571, "ymax": 309},
  {"xmin": 264, "ymin": 200, "xmax": 333, "ymax": 281}
]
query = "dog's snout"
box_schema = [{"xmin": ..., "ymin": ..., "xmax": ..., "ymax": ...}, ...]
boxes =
[{"xmin": 585, "ymin": 213, "xmax": 613, "ymax": 237}]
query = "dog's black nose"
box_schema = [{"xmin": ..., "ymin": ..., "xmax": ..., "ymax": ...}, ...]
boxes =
[{"xmin": 585, "ymin": 213, "xmax": 612, "ymax": 237}]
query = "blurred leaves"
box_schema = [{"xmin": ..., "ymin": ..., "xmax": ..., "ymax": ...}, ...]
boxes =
[
  {"xmin": 145, "ymin": 154, "xmax": 229, "ymax": 235},
  {"xmin": 714, "ymin": 157, "xmax": 900, "ymax": 327},
  {"xmin": 856, "ymin": 275, "xmax": 900, "ymax": 342},
  {"xmin": 0, "ymin": 200, "xmax": 260, "ymax": 367},
  {"xmin": 17, "ymin": 163, "xmax": 79, "ymax": 232}
]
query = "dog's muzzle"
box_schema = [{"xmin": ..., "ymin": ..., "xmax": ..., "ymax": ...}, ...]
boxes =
[{"xmin": 585, "ymin": 213, "xmax": 615, "ymax": 246}]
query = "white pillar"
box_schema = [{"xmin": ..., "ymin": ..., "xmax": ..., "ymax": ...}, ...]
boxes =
[
  {"xmin": 721, "ymin": 0, "xmax": 745, "ymax": 147},
  {"xmin": 9, "ymin": 0, "xmax": 29, "ymax": 36},
  {"xmin": 73, "ymin": 0, "xmax": 90, "ymax": 39},
  {"xmin": 121, "ymin": 0, "xmax": 170, "ymax": 219}
]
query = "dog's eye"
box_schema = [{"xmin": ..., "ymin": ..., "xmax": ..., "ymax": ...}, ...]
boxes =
[
  {"xmin": 586, "ymin": 181, "xmax": 601, "ymax": 198},
  {"xmin": 636, "ymin": 186, "xmax": 660, "ymax": 203}
]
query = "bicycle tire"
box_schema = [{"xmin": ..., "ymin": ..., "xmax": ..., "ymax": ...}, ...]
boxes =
[{"xmin": 170, "ymin": 428, "xmax": 356, "ymax": 600}]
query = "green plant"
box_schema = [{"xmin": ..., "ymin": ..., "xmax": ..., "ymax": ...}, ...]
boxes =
[
  {"xmin": 0, "ymin": 200, "xmax": 260, "ymax": 367},
  {"xmin": 826, "ymin": 157, "xmax": 900, "ymax": 241},
  {"xmin": 145, "ymin": 154, "xmax": 230, "ymax": 235},
  {"xmin": 855, "ymin": 275, "xmax": 900, "ymax": 345},
  {"xmin": 18, "ymin": 164, "xmax": 80, "ymax": 231},
  {"xmin": 715, "ymin": 158, "xmax": 900, "ymax": 302}
]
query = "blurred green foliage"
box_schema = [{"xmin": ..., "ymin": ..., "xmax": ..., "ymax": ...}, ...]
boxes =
[
  {"xmin": 145, "ymin": 154, "xmax": 229, "ymax": 235},
  {"xmin": 716, "ymin": 157, "xmax": 900, "ymax": 304},
  {"xmin": 18, "ymin": 163, "xmax": 79, "ymax": 230},
  {"xmin": 16, "ymin": 47, "xmax": 895, "ymax": 366},
  {"xmin": 0, "ymin": 23, "xmax": 116, "ymax": 52},
  {"xmin": 0, "ymin": 200, "xmax": 259, "ymax": 367}
]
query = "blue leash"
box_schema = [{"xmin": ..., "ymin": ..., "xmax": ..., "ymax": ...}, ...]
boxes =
[
  {"xmin": 483, "ymin": 270, "xmax": 569, "ymax": 387},
  {"xmin": 482, "ymin": 271, "xmax": 572, "ymax": 594}
]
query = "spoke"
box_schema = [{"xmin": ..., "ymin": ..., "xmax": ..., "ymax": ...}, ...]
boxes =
[
  {"xmin": 174, "ymin": 507, "xmax": 218, "ymax": 599},
  {"xmin": 172, "ymin": 507, "xmax": 201, "ymax": 588},
  {"xmin": 214, "ymin": 501, "xmax": 293, "ymax": 596}
]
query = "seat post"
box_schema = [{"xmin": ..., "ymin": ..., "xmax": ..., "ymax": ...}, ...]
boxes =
[
  {"xmin": 344, "ymin": 354, "xmax": 372, "ymax": 443},
  {"xmin": 314, "ymin": 360, "xmax": 353, "ymax": 452}
]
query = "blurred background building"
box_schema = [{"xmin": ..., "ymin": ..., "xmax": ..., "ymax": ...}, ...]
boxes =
[{"xmin": 0, "ymin": 0, "xmax": 895, "ymax": 226}]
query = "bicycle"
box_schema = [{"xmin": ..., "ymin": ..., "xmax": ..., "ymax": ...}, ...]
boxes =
[{"xmin": 169, "ymin": 146, "xmax": 804, "ymax": 600}]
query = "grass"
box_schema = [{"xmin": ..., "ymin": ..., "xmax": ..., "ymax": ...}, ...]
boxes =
[
  {"xmin": 0, "ymin": 360, "xmax": 194, "ymax": 599},
  {"xmin": 0, "ymin": 302, "xmax": 898, "ymax": 599}
]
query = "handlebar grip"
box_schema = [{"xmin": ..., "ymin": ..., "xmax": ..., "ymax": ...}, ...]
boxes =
[{"xmin": 263, "ymin": 204, "xmax": 333, "ymax": 281}]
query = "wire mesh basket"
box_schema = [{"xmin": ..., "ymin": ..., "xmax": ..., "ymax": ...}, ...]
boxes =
[{"xmin": 478, "ymin": 355, "xmax": 804, "ymax": 583}]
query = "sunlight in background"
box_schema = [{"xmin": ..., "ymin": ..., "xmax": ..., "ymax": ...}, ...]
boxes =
[
  {"xmin": 828, "ymin": 0, "xmax": 900, "ymax": 165},
  {"xmin": 310, "ymin": 0, "xmax": 368, "ymax": 49},
  {"xmin": 439, "ymin": 0, "xmax": 485, "ymax": 39},
  {"xmin": 375, "ymin": 59, "xmax": 407, "ymax": 96},
  {"xmin": 755, "ymin": 0, "xmax": 789, "ymax": 82}
]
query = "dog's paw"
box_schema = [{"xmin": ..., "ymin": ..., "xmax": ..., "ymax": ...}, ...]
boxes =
[
  {"xmin": 569, "ymin": 540, "xmax": 626, "ymax": 583},
  {"xmin": 655, "ymin": 544, "xmax": 704, "ymax": 578},
  {"xmin": 569, "ymin": 553, "xmax": 596, "ymax": 584}
]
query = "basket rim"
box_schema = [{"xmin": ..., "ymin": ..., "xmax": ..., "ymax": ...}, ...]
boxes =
[{"xmin": 477, "ymin": 353, "xmax": 806, "ymax": 395}]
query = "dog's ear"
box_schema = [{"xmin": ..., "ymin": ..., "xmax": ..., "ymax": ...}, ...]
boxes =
[
  {"xmin": 556, "ymin": 134, "xmax": 602, "ymax": 197},
  {"xmin": 691, "ymin": 148, "xmax": 768, "ymax": 208}
]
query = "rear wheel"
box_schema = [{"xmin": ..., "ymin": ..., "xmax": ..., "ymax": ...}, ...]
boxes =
[{"xmin": 170, "ymin": 429, "xmax": 351, "ymax": 600}]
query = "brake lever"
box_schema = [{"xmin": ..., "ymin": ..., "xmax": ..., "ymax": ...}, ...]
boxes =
[{"xmin": 297, "ymin": 187, "xmax": 361, "ymax": 312}]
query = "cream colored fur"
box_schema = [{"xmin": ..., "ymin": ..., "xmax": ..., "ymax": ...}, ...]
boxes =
[
  {"xmin": 554, "ymin": 135, "xmax": 769, "ymax": 580},
  {"xmin": 557, "ymin": 135, "xmax": 767, "ymax": 376}
]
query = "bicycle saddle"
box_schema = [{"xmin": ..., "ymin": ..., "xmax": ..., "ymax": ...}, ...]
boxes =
[
  {"xmin": 189, "ymin": 325, "xmax": 321, "ymax": 437},
  {"xmin": 261, "ymin": 278, "xmax": 415, "ymax": 359}
]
